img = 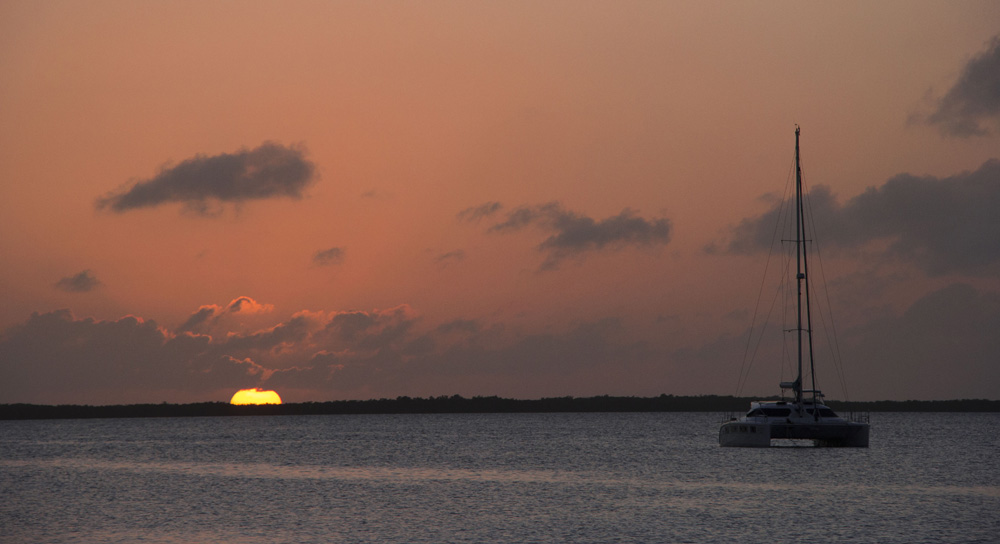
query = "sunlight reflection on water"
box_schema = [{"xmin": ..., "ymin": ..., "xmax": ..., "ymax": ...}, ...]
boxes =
[
  {"xmin": 3, "ymin": 457, "xmax": 594, "ymax": 484},
  {"xmin": 4, "ymin": 456, "xmax": 999, "ymax": 501}
]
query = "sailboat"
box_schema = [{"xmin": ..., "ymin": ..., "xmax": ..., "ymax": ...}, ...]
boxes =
[{"xmin": 719, "ymin": 127, "xmax": 870, "ymax": 447}]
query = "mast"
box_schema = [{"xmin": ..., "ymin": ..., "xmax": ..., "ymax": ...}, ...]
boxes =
[
  {"xmin": 794, "ymin": 126, "xmax": 820, "ymax": 413},
  {"xmin": 794, "ymin": 127, "xmax": 804, "ymax": 405}
]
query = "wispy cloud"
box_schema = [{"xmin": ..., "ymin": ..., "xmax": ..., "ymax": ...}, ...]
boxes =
[
  {"xmin": 54, "ymin": 270, "xmax": 101, "ymax": 293},
  {"xmin": 712, "ymin": 159, "xmax": 1000, "ymax": 276},
  {"xmin": 486, "ymin": 202, "xmax": 672, "ymax": 270},
  {"xmin": 96, "ymin": 142, "xmax": 317, "ymax": 215},
  {"xmin": 313, "ymin": 247, "xmax": 345, "ymax": 267},
  {"xmin": 457, "ymin": 201, "xmax": 503, "ymax": 222},
  {"xmin": 920, "ymin": 35, "xmax": 1000, "ymax": 137},
  {"xmin": 434, "ymin": 249, "xmax": 466, "ymax": 266}
]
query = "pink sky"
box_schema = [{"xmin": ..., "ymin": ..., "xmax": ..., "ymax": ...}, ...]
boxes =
[{"xmin": 2, "ymin": 1, "xmax": 999, "ymax": 404}]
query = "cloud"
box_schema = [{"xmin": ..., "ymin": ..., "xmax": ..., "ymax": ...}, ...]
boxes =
[
  {"xmin": 435, "ymin": 318, "xmax": 480, "ymax": 335},
  {"xmin": 95, "ymin": 142, "xmax": 317, "ymax": 214},
  {"xmin": 221, "ymin": 314, "xmax": 315, "ymax": 353},
  {"xmin": 4, "ymin": 284, "xmax": 997, "ymax": 403},
  {"xmin": 457, "ymin": 201, "xmax": 503, "ymax": 222},
  {"xmin": 669, "ymin": 282, "xmax": 1000, "ymax": 401},
  {"xmin": 313, "ymin": 247, "xmax": 345, "ymax": 267},
  {"xmin": 921, "ymin": 35, "xmax": 1000, "ymax": 137},
  {"xmin": 486, "ymin": 202, "xmax": 672, "ymax": 270},
  {"xmin": 54, "ymin": 270, "xmax": 101, "ymax": 293},
  {"xmin": 712, "ymin": 159, "xmax": 1000, "ymax": 275},
  {"xmin": 267, "ymin": 312, "xmax": 660, "ymax": 399},
  {"xmin": 842, "ymin": 283, "xmax": 1000, "ymax": 400},
  {"xmin": 434, "ymin": 249, "xmax": 465, "ymax": 265},
  {"xmin": 360, "ymin": 189, "xmax": 395, "ymax": 201},
  {"xmin": 226, "ymin": 296, "xmax": 274, "ymax": 315},
  {"xmin": 177, "ymin": 305, "xmax": 218, "ymax": 333},
  {"xmin": 489, "ymin": 202, "xmax": 555, "ymax": 232},
  {"xmin": 176, "ymin": 296, "xmax": 274, "ymax": 334},
  {"xmin": 0, "ymin": 310, "xmax": 267, "ymax": 404},
  {"xmin": 0, "ymin": 297, "xmax": 667, "ymax": 404},
  {"xmin": 322, "ymin": 305, "xmax": 418, "ymax": 350}
]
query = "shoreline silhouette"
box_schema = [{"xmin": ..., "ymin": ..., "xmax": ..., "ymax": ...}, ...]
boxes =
[{"xmin": 3, "ymin": 394, "xmax": 998, "ymax": 420}]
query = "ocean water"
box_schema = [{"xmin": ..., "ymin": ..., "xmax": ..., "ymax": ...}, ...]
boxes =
[{"xmin": 1, "ymin": 412, "xmax": 998, "ymax": 543}]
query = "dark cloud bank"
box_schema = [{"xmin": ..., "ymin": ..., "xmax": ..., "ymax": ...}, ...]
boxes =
[
  {"xmin": 699, "ymin": 157, "xmax": 1000, "ymax": 400},
  {"xmin": 465, "ymin": 201, "xmax": 672, "ymax": 270},
  {"xmin": 96, "ymin": 142, "xmax": 316, "ymax": 215},
  {"xmin": 3, "ymin": 283, "xmax": 998, "ymax": 403},
  {"xmin": 841, "ymin": 283, "xmax": 1000, "ymax": 401},
  {"xmin": 0, "ymin": 310, "xmax": 266, "ymax": 405},
  {"xmin": 672, "ymin": 282, "xmax": 1000, "ymax": 402},
  {"xmin": 922, "ymin": 35, "xmax": 1000, "ymax": 137},
  {"xmin": 0, "ymin": 298, "xmax": 657, "ymax": 404},
  {"xmin": 714, "ymin": 159, "xmax": 1000, "ymax": 276}
]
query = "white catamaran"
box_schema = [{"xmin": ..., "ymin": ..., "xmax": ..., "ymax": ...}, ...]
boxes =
[{"xmin": 719, "ymin": 127, "xmax": 869, "ymax": 447}]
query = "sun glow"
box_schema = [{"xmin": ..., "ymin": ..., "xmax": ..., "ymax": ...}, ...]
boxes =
[{"xmin": 230, "ymin": 388, "xmax": 282, "ymax": 405}]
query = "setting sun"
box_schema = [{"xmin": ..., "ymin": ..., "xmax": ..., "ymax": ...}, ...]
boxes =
[{"xmin": 230, "ymin": 388, "xmax": 282, "ymax": 405}]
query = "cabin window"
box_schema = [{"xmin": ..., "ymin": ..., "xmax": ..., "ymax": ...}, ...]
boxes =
[{"xmin": 762, "ymin": 408, "xmax": 791, "ymax": 417}]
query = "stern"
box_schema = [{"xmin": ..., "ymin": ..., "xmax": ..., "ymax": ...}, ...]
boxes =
[{"xmin": 719, "ymin": 420, "xmax": 771, "ymax": 447}]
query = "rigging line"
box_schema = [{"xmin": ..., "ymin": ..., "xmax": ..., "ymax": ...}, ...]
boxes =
[
  {"xmin": 796, "ymin": 137, "xmax": 821, "ymax": 407},
  {"xmin": 778, "ymin": 244, "xmax": 794, "ymax": 393},
  {"xmin": 774, "ymin": 158, "xmax": 800, "ymax": 396},
  {"xmin": 809, "ymin": 272, "xmax": 848, "ymax": 400},
  {"xmin": 741, "ymin": 260, "xmax": 789, "ymax": 398},
  {"xmin": 800, "ymin": 162, "xmax": 852, "ymax": 402},
  {"xmin": 773, "ymin": 154, "xmax": 800, "ymax": 395},
  {"xmin": 783, "ymin": 168, "xmax": 799, "ymax": 369},
  {"xmin": 736, "ymin": 260, "xmax": 779, "ymax": 397},
  {"xmin": 734, "ymin": 154, "xmax": 797, "ymax": 398}
]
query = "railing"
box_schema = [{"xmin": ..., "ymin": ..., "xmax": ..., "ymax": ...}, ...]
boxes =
[{"xmin": 847, "ymin": 411, "xmax": 870, "ymax": 424}]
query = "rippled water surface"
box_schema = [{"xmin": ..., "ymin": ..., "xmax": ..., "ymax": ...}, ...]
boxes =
[{"xmin": 2, "ymin": 412, "xmax": 998, "ymax": 543}]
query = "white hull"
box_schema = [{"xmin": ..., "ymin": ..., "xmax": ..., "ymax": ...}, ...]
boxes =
[{"xmin": 719, "ymin": 420, "xmax": 771, "ymax": 447}]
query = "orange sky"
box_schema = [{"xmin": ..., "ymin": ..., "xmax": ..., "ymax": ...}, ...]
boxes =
[{"xmin": 2, "ymin": 1, "xmax": 1000, "ymax": 404}]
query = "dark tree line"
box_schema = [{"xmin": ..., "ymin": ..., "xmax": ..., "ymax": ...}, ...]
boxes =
[{"xmin": 1, "ymin": 394, "xmax": 997, "ymax": 420}]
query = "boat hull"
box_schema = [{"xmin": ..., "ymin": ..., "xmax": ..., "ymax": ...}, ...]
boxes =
[
  {"xmin": 719, "ymin": 420, "xmax": 869, "ymax": 447},
  {"xmin": 770, "ymin": 421, "xmax": 869, "ymax": 447},
  {"xmin": 719, "ymin": 420, "xmax": 771, "ymax": 447}
]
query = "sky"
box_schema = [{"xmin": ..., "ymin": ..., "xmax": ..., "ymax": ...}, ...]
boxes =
[{"xmin": 2, "ymin": 1, "xmax": 1000, "ymax": 405}]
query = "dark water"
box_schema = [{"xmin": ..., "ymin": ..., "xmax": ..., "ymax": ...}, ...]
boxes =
[{"xmin": 2, "ymin": 412, "xmax": 998, "ymax": 543}]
